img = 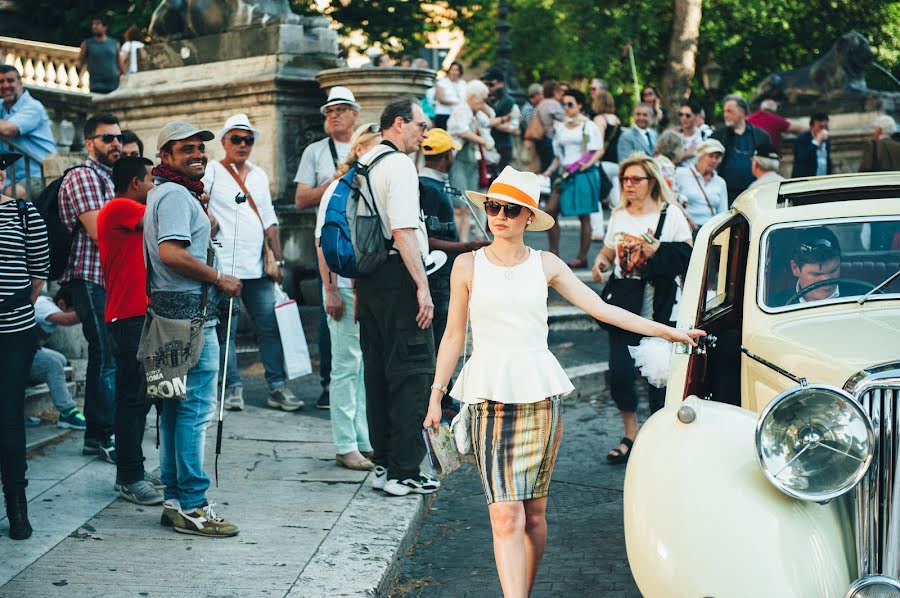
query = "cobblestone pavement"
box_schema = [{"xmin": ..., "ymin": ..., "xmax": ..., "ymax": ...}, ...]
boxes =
[{"xmin": 390, "ymin": 396, "xmax": 646, "ymax": 598}]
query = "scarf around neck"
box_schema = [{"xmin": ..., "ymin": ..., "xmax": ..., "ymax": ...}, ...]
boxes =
[{"xmin": 152, "ymin": 164, "xmax": 206, "ymax": 196}]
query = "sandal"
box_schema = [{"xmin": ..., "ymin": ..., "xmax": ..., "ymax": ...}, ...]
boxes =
[
  {"xmin": 566, "ymin": 258, "xmax": 588, "ymax": 269},
  {"xmin": 606, "ymin": 437, "xmax": 634, "ymax": 465}
]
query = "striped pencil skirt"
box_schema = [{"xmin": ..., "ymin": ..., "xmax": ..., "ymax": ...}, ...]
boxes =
[{"xmin": 471, "ymin": 397, "xmax": 563, "ymax": 504}]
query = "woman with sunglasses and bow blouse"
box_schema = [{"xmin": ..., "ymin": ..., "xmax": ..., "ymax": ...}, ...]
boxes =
[
  {"xmin": 591, "ymin": 154, "xmax": 694, "ymax": 466},
  {"xmin": 423, "ymin": 166, "xmax": 703, "ymax": 598}
]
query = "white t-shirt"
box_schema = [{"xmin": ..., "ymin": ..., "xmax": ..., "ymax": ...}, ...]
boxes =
[
  {"xmin": 34, "ymin": 295, "xmax": 61, "ymax": 334},
  {"xmin": 294, "ymin": 137, "xmax": 350, "ymax": 190},
  {"xmin": 121, "ymin": 40, "xmax": 145, "ymax": 74},
  {"xmin": 315, "ymin": 179, "xmax": 352, "ymax": 289},
  {"xmin": 552, "ymin": 120, "xmax": 602, "ymax": 166},
  {"xmin": 604, "ymin": 205, "xmax": 693, "ymax": 319},
  {"xmin": 357, "ymin": 144, "xmax": 429, "ymax": 261},
  {"xmin": 203, "ymin": 161, "xmax": 278, "ymax": 280},
  {"xmin": 434, "ymin": 78, "xmax": 468, "ymax": 116}
]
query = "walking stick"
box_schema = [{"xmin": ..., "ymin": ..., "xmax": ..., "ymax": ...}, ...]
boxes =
[{"xmin": 215, "ymin": 189, "xmax": 246, "ymax": 486}]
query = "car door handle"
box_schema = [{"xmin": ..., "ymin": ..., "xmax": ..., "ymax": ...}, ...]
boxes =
[{"xmin": 675, "ymin": 334, "xmax": 718, "ymax": 355}]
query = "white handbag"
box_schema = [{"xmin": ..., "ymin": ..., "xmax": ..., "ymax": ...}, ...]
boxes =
[{"xmin": 449, "ymin": 266, "xmax": 474, "ymax": 454}]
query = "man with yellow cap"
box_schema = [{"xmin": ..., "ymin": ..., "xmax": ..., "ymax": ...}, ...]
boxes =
[{"xmin": 419, "ymin": 129, "xmax": 490, "ymax": 356}]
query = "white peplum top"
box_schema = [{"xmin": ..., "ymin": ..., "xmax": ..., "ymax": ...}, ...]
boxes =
[{"xmin": 449, "ymin": 248, "xmax": 575, "ymax": 404}]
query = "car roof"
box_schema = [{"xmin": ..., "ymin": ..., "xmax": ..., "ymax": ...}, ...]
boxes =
[{"xmin": 733, "ymin": 172, "xmax": 900, "ymax": 224}]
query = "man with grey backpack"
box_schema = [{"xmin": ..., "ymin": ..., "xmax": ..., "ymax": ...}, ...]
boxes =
[{"xmin": 354, "ymin": 97, "xmax": 441, "ymax": 497}]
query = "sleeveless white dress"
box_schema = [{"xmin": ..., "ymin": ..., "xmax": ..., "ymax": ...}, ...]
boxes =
[
  {"xmin": 449, "ymin": 248, "xmax": 574, "ymax": 405},
  {"xmin": 450, "ymin": 248, "xmax": 572, "ymax": 504}
]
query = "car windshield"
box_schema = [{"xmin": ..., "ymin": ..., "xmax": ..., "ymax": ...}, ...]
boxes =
[{"xmin": 761, "ymin": 219, "xmax": 900, "ymax": 309}]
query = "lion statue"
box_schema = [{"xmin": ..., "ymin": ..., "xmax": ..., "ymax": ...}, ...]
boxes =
[
  {"xmin": 149, "ymin": 0, "xmax": 300, "ymax": 40},
  {"xmin": 752, "ymin": 31, "xmax": 874, "ymax": 105}
]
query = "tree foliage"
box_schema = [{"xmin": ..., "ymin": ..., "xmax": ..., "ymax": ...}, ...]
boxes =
[{"xmin": 12, "ymin": 0, "xmax": 157, "ymax": 46}]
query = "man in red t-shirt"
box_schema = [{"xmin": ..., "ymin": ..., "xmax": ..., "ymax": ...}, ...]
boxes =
[
  {"xmin": 96, "ymin": 156, "xmax": 162, "ymax": 506},
  {"xmin": 747, "ymin": 99, "xmax": 805, "ymax": 151}
]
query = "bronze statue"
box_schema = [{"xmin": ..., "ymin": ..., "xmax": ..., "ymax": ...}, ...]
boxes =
[
  {"xmin": 149, "ymin": 0, "xmax": 300, "ymax": 40},
  {"xmin": 752, "ymin": 31, "xmax": 875, "ymax": 106}
]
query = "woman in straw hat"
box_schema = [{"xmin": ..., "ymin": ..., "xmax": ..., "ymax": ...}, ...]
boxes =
[
  {"xmin": 591, "ymin": 154, "xmax": 694, "ymax": 466},
  {"xmin": 423, "ymin": 165, "xmax": 704, "ymax": 597},
  {"xmin": 314, "ymin": 122, "xmax": 383, "ymax": 471}
]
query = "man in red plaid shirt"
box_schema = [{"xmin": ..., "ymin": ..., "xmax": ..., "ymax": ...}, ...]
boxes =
[{"xmin": 59, "ymin": 112, "xmax": 122, "ymax": 462}]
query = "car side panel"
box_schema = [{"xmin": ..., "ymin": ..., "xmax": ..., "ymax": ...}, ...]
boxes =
[{"xmin": 624, "ymin": 397, "xmax": 854, "ymax": 598}]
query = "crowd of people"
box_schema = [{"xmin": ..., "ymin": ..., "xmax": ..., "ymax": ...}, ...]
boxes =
[{"xmin": 0, "ymin": 48, "xmax": 898, "ymax": 597}]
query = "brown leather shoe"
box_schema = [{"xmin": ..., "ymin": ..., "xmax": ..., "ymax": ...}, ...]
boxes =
[{"xmin": 336, "ymin": 454, "xmax": 374, "ymax": 471}]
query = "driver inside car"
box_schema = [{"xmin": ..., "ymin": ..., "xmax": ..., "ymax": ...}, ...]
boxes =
[{"xmin": 774, "ymin": 226, "xmax": 842, "ymax": 305}]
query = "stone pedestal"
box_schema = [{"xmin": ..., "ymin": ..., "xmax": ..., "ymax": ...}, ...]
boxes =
[
  {"xmin": 316, "ymin": 67, "xmax": 436, "ymax": 125},
  {"xmin": 93, "ymin": 21, "xmax": 342, "ymax": 275}
]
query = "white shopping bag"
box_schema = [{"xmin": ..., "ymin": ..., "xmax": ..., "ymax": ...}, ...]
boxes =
[{"xmin": 273, "ymin": 284, "xmax": 312, "ymax": 380}]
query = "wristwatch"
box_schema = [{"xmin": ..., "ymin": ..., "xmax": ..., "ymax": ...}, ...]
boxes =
[{"xmin": 275, "ymin": 259, "xmax": 285, "ymax": 268}]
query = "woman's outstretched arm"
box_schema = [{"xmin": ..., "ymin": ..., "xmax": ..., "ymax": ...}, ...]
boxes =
[{"xmin": 543, "ymin": 252, "xmax": 705, "ymax": 345}]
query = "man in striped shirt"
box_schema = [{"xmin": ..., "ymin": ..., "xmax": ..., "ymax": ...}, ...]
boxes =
[{"xmin": 59, "ymin": 112, "xmax": 122, "ymax": 463}]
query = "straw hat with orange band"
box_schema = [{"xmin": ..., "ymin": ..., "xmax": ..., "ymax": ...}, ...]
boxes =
[{"xmin": 465, "ymin": 166, "xmax": 556, "ymax": 232}]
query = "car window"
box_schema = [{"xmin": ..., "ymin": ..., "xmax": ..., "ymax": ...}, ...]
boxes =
[
  {"xmin": 761, "ymin": 219, "xmax": 900, "ymax": 309},
  {"xmin": 703, "ymin": 227, "xmax": 732, "ymax": 315}
]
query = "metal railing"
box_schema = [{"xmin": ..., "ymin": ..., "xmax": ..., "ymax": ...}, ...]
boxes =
[
  {"xmin": 0, "ymin": 36, "xmax": 89, "ymax": 94},
  {"xmin": 1, "ymin": 139, "xmax": 45, "ymax": 200}
]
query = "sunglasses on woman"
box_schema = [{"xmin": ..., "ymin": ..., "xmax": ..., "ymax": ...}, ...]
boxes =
[
  {"xmin": 484, "ymin": 200, "xmax": 524, "ymax": 218},
  {"xmin": 228, "ymin": 135, "xmax": 255, "ymax": 146}
]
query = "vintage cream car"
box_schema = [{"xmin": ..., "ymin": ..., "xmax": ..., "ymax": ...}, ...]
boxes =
[{"xmin": 624, "ymin": 173, "xmax": 900, "ymax": 598}]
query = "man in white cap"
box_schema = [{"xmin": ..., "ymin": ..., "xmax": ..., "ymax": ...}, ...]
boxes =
[
  {"xmin": 144, "ymin": 120, "xmax": 242, "ymax": 537},
  {"xmin": 204, "ymin": 114, "xmax": 301, "ymax": 412},
  {"xmin": 294, "ymin": 85, "xmax": 360, "ymax": 410}
]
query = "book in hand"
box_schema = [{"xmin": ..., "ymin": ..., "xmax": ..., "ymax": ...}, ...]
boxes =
[{"xmin": 422, "ymin": 424, "xmax": 460, "ymax": 476}]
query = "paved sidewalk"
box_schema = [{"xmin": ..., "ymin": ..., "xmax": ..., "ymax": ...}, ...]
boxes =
[{"xmin": 1, "ymin": 375, "xmax": 423, "ymax": 598}]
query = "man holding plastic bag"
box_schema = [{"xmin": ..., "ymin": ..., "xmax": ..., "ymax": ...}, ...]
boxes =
[{"xmin": 204, "ymin": 114, "xmax": 306, "ymax": 412}]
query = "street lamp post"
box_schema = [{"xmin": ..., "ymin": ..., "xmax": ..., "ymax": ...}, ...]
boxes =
[
  {"xmin": 701, "ymin": 60, "xmax": 723, "ymax": 126},
  {"xmin": 495, "ymin": 0, "xmax": 523, "ymax": 103}
]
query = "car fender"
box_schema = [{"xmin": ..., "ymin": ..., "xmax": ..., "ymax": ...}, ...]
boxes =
[{"xmin": 624, "ymin": 396, "xmax": 854, "ymax": 598}]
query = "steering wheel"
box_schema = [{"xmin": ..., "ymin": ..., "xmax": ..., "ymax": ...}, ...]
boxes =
[{"xmin": 784, "ymin": 277, "xmax": 876, "ymax": 305}]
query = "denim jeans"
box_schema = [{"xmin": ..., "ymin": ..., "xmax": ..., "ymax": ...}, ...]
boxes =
[
  {"xmin": 109, "ymin": 316, "xmax": 152, "ymax": 484},
  {"xmin": 30, "ymin": 348, "xmax": 77, "ymax": 413},
  {"xmin": 325, "ymin": 287, "xmax": 371, "ymax": 455},
  {"xmin": 160, "ymin": 327, "xmax": 218, "ymax": 510},
  {"xmin": 0, "ymin": 327, "xmax": 37, "ymax": 495},
  {"xmin": 68, "ymin": 279, "xmax": 116, "ymax": 442},
  {"xmin": 218, "ymin": 277, "xmax": 286, "ymax": 391}
]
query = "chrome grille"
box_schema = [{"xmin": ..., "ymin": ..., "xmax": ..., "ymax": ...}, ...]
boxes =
[{"xmin": 851, "ymin": 370, "xmax": 900, "ymax": 578}]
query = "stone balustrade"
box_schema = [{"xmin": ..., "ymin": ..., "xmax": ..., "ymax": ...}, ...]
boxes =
[{"xmin": 0, "ymin": 36, "xmax": 89, "ymax": 93}]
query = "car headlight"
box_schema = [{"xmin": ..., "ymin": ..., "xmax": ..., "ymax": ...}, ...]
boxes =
[
  {"xmin": 756, "ymin": 383, "xmax": 874, "ymax": 502},
  {"xmin": 847, "ymin": 575, "xmax": 900, "ymax": 598}
]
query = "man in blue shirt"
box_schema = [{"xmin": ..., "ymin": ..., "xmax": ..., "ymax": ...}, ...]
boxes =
[
  {"xmin": 792, "ymin": 112, "xmax": 832, "ymax": 178},
  {"xmin": 0, "ymin": 65, "xmax": 56, "ymax": 196}
]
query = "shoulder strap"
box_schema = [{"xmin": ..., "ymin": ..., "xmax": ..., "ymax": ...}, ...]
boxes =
[
  {"xmin": 689, "ymin": 167, "xmax": 716, "ymax": 216},
  {"xmin": 328, "ymin": 138, "xmax": 339, "ymax": 170},
  {"xmin": 654, "ymin": 203, "xmax": 669, "ymax": 239},
  {"xmin": 220, "ymin": 160, "xmax": 265, "ymax": 230}
]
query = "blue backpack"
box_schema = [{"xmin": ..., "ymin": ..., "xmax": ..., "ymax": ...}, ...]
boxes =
[{"xmin": 320, "ymin": 150, "xmax": 398, "ymax": 278}]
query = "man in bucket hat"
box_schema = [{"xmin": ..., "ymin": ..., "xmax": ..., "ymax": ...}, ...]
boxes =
[
  {"xmin": 204, "ymin": 114, "xmax": 300, "ymax": 413},
  {"xmin": 295, "ymin": 85, "xmax": 361, "ymax": 410},
  {"xmin": 144, "ymin": 119, "xmax": 242, "ymax": 537}
]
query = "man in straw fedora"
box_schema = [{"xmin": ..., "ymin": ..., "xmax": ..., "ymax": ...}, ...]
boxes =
[{"xmin": 423, "ymin": 165, "xmax": 705, "ymax": 597}]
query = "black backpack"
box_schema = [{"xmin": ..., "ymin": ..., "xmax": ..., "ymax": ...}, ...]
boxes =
[{"xmin": 33, "ymin": 165, "xmax": 87, "ymax": 280}]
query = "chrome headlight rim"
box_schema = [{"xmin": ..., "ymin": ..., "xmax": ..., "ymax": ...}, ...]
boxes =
[
  {"xmin": 846, "ymin": 574, "xmax": 900, "ymax": 598},
  {"xmin": 755, "ymin": 383, "xmax": 874, "ymax": 502}
]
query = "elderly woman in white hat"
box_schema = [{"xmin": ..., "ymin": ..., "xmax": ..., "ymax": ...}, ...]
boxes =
[
  {"xmin": 423, "ymin": 166, "xmax": 704, "ymax": 597},
  {"xmin": 674, "ymin": 138, "xmax": 728, "ymax": 232}
]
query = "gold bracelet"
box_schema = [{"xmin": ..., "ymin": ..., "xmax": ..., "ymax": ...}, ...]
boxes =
[{"xmin": 430, "ymin": 383, "xmax": 448, "ymax": 395}]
